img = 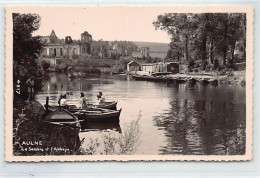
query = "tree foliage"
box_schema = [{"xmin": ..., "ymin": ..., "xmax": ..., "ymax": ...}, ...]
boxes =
[
  {"xmin": 13, "ymin": 13, "xmax": 45, "ymax": 94},
  {"xmin": 153, "ymin": 13, "xmax": 246, "ymax": 70}
]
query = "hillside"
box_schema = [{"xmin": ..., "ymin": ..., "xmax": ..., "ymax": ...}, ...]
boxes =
[{"xmin": 133, "ymin": 41, "xmax": 169, "ymax": 52}]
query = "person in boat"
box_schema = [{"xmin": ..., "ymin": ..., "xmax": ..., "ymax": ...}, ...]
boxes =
[
  {"xmin": 58, "ymin": 94, "xmax": 62, "ymax": 106},
  {"xmin": 59, "ymin": 94, "xmax": 68, "ymax": 106},
  {"xmin": 26, "ymin": 76, "xmax": 35, "ymax": 100},
  {"xmin": 96, "ymin": 92, "xmax": 105, "ymax": 104},
  {"xmin": 79, "ymin": 92, "xmax": 87, "ymax": 108}
]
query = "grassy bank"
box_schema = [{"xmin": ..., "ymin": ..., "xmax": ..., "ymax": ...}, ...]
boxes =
[{"xmin": 13, "ymin": 100, "xmax": 80, "ymax": 156}]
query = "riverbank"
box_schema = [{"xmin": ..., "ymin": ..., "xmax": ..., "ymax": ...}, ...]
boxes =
[
  {"xmin": 132, "ymin": 70, "xmax": 246, "ymax": 86},
  {"xmin": 13, "ymin": 100, "xmax": 80, "ymax": 156}
]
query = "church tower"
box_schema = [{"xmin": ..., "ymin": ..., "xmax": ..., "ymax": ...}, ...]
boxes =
[{"xmin": 81, "ymin": 31, "xmax": 92, "ymax": 42}]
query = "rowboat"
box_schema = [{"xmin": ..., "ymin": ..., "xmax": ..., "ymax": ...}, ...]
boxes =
[
  {"xmin": 68, "ymin": 108, "xmax": 122, "ymax": 122},
  {"xmin": 47, "ymin": 100, "xmax": 117, "ymax": 111},
  {"xmin": 45, "ymin": 107, "xmax": 81, "ymax": 135},
  {"xmin": 86, "ymin": 101, "xmax": 118, "ymax": 110}
]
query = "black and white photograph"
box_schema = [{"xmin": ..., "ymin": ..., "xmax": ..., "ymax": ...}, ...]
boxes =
[{"xmin": 5, "ymin": 6, "xmax": 253, "ymax": 161}]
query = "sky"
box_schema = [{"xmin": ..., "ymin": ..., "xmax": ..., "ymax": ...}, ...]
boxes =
[{"xmin": 22, "ymin": 7, "xmax": 172, "ymax": 43}]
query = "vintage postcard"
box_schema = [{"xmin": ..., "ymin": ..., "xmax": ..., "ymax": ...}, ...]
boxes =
[{"xmin": 5, "ymin": 6, "xmax": 253, "ymax": 162}]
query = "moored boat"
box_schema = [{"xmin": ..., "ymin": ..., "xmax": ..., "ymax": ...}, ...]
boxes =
[
  {"xmin": 45, "ymin": 107, "xmax": 81, "ymax": 134},
  {"xmin": 47, "ymin": 101, "xmax": 118, "ymax": 111},
  {"xmin": 68, "ymin": 108, "xmax": 122, "ymax": 122},
  {"xmin": 86, "ymin": 101, "xmax": 118, "ymax": 110}
]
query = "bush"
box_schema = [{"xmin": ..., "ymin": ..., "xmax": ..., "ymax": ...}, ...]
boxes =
[
  {"xmin": 41, "ymin": 60, "xmax": 50, "ymax": 71},
  {"xmin": 79, "ymin": 112, "xmax": 142, "ymax": 155},
  {"xmin": 111, "ymin": 56, "xmax": 133, "ymax": 73}
]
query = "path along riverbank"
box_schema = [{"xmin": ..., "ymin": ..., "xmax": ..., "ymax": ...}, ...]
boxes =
[{"xmin": 132, "ymin": 70, "xmax": 246, "ymax": 86}]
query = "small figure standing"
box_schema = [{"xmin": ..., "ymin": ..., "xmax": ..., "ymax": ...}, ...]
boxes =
[
  {"xmin": 97, "ymin": 92, "xmax": 105, "ymax": 104},
  {"xmin": 79, "ymin": 92, "xmax": 87, "ymax": 108},
  {"xmin": 26, "ymin": 76, "xmax": 35, "ymax": 100}
]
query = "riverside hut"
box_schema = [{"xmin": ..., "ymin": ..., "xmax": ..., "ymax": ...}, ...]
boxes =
[
  {"xmin": 140, "ymin": 62, "xmax": 179, "ymax": 74},
  {"xmin": 127, "ymin": 61, "xmax": 140, "ymax": 72}
]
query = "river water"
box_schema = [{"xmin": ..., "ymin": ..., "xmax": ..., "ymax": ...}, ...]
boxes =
[{"xmin": 35, "ymin": 73, "xmax": 246, "ymax": 155}]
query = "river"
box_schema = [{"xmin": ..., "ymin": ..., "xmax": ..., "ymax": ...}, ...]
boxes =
[{"xmin": 35, "ymin": 73, "xmax": 246, "ymax": 155}]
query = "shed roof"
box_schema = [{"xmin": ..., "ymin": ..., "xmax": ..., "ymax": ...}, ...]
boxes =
[{"xmin": 127, "ymin": 61, "xmax": 139, "ymax": 66}]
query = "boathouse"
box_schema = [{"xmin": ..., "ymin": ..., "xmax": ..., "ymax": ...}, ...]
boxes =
[
  {"xmin": 140, "ymin": 62, "xmax": 179, "ymax": 74},
  {"xmin": 127, "ymin": 61, "xmax": 140, "ymax": 72}
]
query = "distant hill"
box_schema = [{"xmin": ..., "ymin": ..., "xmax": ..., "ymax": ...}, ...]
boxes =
[{"xmin": 133, "ymin": 41, "xmax": 169, "ymax": 52}]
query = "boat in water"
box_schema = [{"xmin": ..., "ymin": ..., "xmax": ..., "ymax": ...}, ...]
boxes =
[
  {"xmin": 84, "ymin": 101, "xmax": 117, "ymax": 110},
  {"xmin": 68, "ymin": 108, "xmax": 122, "ymax": 122},
  {"xmin": 44, "ymin": 97, "xmax": 121, "ymax": 122},
  {"xmin": 45, "ymin": 107, "xmax": 81, "ymax": 134},
  {"xmin": 49, "ymin": 101, "xmax": 118, "ymax": 111}
]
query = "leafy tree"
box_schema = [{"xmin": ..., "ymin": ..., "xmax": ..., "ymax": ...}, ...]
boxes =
[
  {"xmin": 13, "ymin": 13, "xmax": 45, "ymax": 96},
  {"xmin": 153, "ymin": 13, "xmax": 246, "ymax": 71}
]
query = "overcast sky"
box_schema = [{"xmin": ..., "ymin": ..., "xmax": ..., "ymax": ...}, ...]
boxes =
[{"xmin": 19, "ymin": 7, "xmax": 173, "ymax": 43}]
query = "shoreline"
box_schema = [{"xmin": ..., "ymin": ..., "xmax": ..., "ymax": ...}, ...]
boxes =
[{"xmin": 131, "ymin": 70, "xmax": 246, "ymax": 86}]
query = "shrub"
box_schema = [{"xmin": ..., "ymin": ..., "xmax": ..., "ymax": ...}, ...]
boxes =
[{"xmin": 79, "ymin": 112, "xmax": 142, "ymax": 155}]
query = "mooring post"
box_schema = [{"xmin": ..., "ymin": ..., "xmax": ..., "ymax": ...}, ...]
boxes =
[{"xmin": 46, "ymin": 96, "xmax": 49, "ymax": 111}]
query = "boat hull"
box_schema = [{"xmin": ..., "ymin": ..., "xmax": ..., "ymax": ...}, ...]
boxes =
[
  {"xmin": 92, "ymin": 101, "xmax": 117, "ymax": 110},
  {"xmin": 45, "ymin": 107, "xmax": 80, "ymax": 135},
  {"xmin": 48, "ymin": 101, "xmax": 118, "ymax": 111},
  {"xmin": 69, "ymin": 108, "xmax": 122, "ymax": 122}
]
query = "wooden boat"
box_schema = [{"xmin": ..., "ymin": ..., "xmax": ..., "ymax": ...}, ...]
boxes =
[
  {"xmin": 86, "ymin": 101, "xmax": 117, "ymax": 110},
  {"xmin": 68, "ymin": 108, "xmax": 122, "ymax": 122},
  {"xmin": 47, "ymin": 101, "xmax": 118, "ymax": 111},
  {"xmin": 45, "ymin": 107, "xmax": 81, "ymax": 133}
]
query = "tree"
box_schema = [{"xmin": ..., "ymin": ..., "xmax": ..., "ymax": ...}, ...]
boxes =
[
  {"xmin": 13, "ymin": 13, "xmax": 45, "ymax": 96},
  {"xmin": 154, "ymin": 13, "xmax": 246, "ymax": 71},
  {"xmin": 153, "ymin": 13, "xmax": 198, "ymax": 63}
]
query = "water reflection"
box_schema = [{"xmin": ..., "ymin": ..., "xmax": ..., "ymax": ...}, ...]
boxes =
[
  {"xmin": 154, "ymin": 84, "xmax": 246, "ymax": 155},
  {"xmin": 80, "ymin": 121, "xmax": 122, "ymax": 133},
  {"xmin": 36, "ymin": 73, "xmax": 246, "ymax": 155}
]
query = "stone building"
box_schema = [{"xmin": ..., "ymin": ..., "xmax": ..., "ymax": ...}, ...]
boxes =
[
  {"xmin": 40, "ymin": 30, "xmax": 92, "ymax": 60},
  {"xmin": 141, "ymin": 47, "xmax": 150, "ymax": 58}
]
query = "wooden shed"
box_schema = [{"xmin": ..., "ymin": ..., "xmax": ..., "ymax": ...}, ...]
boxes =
[{"xmin": 127, "ymin": 61, "xmax": 140, "ymax": 72}]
